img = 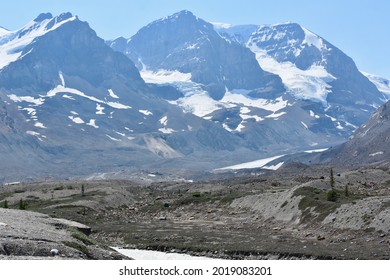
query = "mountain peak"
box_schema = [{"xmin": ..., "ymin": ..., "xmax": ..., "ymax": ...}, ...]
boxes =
[
  {"xmin": 0, "ymin": 12, "xmax": 79, "ymax": 71},
  {"xmin": 33, "ymin": 12, "xmax": 75, "ymax": 25},
  {"xmin": 34, "ymin": 13, "xmax": 53, "ymax": 23},
  {"xmin": 133, "ymin": 10, "xmax": 214, "ymax": 45},
  {"xmin": 171, "ymin": 10, "xmax": 195, "ymax": 19},
  {"xmin": 154, "ymin": 10, "xmax": 205, "ymax": 27},
  {"xmin": 56, "ymin": 12, "xmax": 75, "ymax": 22}
]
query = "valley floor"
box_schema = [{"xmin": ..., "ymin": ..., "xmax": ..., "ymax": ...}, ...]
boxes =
[{"xmin": 1, "ymin": 164, "xmax": 390, "ymax": 260}]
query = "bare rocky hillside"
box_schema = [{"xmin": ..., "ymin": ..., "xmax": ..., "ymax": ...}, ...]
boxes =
[{"xmin": 1, "ymin": 166, "xmax": 390, "ymax": 259}]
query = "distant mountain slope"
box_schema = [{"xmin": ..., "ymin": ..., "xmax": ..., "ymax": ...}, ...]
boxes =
[
  {"xmin": 323, "ymin": 100, "xmax": 390, "ymax": 167},
  {"xmin": 362, "ymin": 72, "xmax": 390, "ymax": 100}
]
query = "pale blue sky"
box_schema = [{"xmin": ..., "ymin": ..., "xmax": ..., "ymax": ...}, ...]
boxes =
[{"xmin": 1, "ymin": 0, "xmax": 389, "ymax": 78}]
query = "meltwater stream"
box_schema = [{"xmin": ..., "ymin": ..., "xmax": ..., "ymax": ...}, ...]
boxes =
[{"xmin": 113, "ymin": 247, "xmax": 214, "ymax": 260}]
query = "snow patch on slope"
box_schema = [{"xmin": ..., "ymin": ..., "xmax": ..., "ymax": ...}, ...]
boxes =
[
  {"xmin": 59, "ymin": 71, "xmax": 65, "ymax": 87},
  {"xmin": 159, "ymin": 116, "xmax": 168, "ymax": 126},
  {"xmin": 141, "ymin": 69, "xmax": 192, "ymax": 84},
  {"xmin": 222, "ymin": 92, "xmax": 288, "ymax": 112},
  {"xmin": 143, "ymin": 69, "xmax": 290, "ymax": 119},
  {"xmin": 362, "ymin": 72, "xmax": 390, "ymax": 99},
  {"xmin": 34, "ymin": 122, "xmax": 46, "ymax": 128},
  {"xmin": 86, "ymin": 119, "xmax": 99, "ymax": 128},
  {"xmin": 248, "ymin": 44, "xmax": 335, "ymax": 105},
  {"xmin": 158, "ymin": 127, "xmax": 175, "ymax": 134},
  {"xmin": 46, "ymin": 84, "xmax": 132, "ymax": 110},
  {"xmin": 26, "ymin": 130, "xmax": 46, "ymax": 141},
  {"xmin": 7, "ymin": 94, "xmax": 44, "ymax": 106},
  {"xmin": 170, "ymin": 91, "xmax": 223, "ymax": 117},
  {"xmin": 158, "ymin": 115, "xmax": 175, "ymax": 134},
  {"xmin": 68, "ymin": 115, "xmax": 84, "ymax": 124},
  {"xmin": 106, "ymin": 134, "xmax": 121, "ymax": 142},
  {"xmin": 108, "ymin": 89, "xmax": 119, "ymax": 99},
  {"xmin": 301, "ymin": 27, "xmax": 325, "ymax": 50},
  {"xmin": 139, "ymin": 110, "xmax": 153, "ymax": 116}
]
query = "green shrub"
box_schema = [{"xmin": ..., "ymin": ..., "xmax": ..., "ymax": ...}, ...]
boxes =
[
  {"xmin": 344, "ymin": 185, "xmax": 350, "ymax": 197},
  {"xmin": 326, "ymin": 189, "xmax": 337, "ymax": 202},
  {"xmin": 71, "ymin": 229, "xmax": 97, "ymax": 246},
  {"xmin": 62, "ymin": 241, "xmax": 90, "ymax": 256},
  {"xmin": 14, "ymin": 190, "xmax": 25, "ymax": 194},
  {"xmin": 54, "ymin": 186, "xmax": 64, "ymax": 191},
  {"xmin": 192, "ymin": 192, "xmax": 201, "ymax": 198}
]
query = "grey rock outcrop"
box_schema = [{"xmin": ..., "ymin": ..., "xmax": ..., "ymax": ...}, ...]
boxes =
[{"xmin": 0, "ymin": 208, "xmax": 126, "ymax": 259}]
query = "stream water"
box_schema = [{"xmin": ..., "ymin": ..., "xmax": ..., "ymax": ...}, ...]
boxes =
[{"xmin": 112, "ymin": 247, "xmax": 213, "ymax": 260}]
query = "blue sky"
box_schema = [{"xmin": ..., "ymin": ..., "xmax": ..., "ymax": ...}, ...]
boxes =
[{"xmin": 1, "ymin": 0, "xmax": 389, "ymax": 78}]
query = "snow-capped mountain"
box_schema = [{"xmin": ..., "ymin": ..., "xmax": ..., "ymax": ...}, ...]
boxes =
[
  {"xmin": 0, "ymin": 13, "xmax": 256, "ymax": 181},
  {"xmin": 110, "ymin": 10, "xmax": 283, "ymax": 100},
  {"xmin": 219, "ymin": 22, "xmax": 385, "ymax": 124},
  {"xmin": 109, "ymin": 11, "xmax": 384, "ymax": 155},
  {"xmin": 0, "ymin": 11, "xmax": 387, "ymax": 181}
]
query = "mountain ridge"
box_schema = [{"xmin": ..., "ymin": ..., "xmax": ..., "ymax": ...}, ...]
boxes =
[
  {"xmin": 0, "ymin": 11, "xmax": 388, "ymax": 181},
  {"xmin": 109, "ymin": 11, "xmax": 384, "ymax": 151},
  {"xmin": 0, "ymin": 12, "xmax": 260, "ymax": 182}
]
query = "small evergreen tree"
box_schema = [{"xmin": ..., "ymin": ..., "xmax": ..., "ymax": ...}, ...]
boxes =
[
  {"xmin": 330, "ymin": 167, "xmax": 335, "ymax": 189},
  {"xmin": 327, "ymin": 168, "xmax": 337, "ymax": 202},
  {"xmin": 344, "ymin": 185, "xmax": 349, "ymax": 197},
  {"xmin": 327, "ymin": 189, "xmax": 337, "ymax": 202},
  {"xmin": 19, "ymin": 198, "xmax": 26, "ymax": 210},
  {"xmin": 81, "ymin": 184, "xmax": 85, "ymax": 197},
  {"xmin": 3, "ymin": 200, "xmax": 8, "ymax": 208}
]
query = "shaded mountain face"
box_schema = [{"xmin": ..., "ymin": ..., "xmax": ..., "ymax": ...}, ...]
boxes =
[
  {"xmin": 322, "ymin": 100, "xmax": 390, "ymax": 167},
  {"xmin": 0, "ymin": 13, "xmax": 253, "ymax": 182}
]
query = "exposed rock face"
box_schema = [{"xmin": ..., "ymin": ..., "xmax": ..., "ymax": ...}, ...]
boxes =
[{"xmin": 0, "ymin": 208, "xmax": 125, "ymax": 259}]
